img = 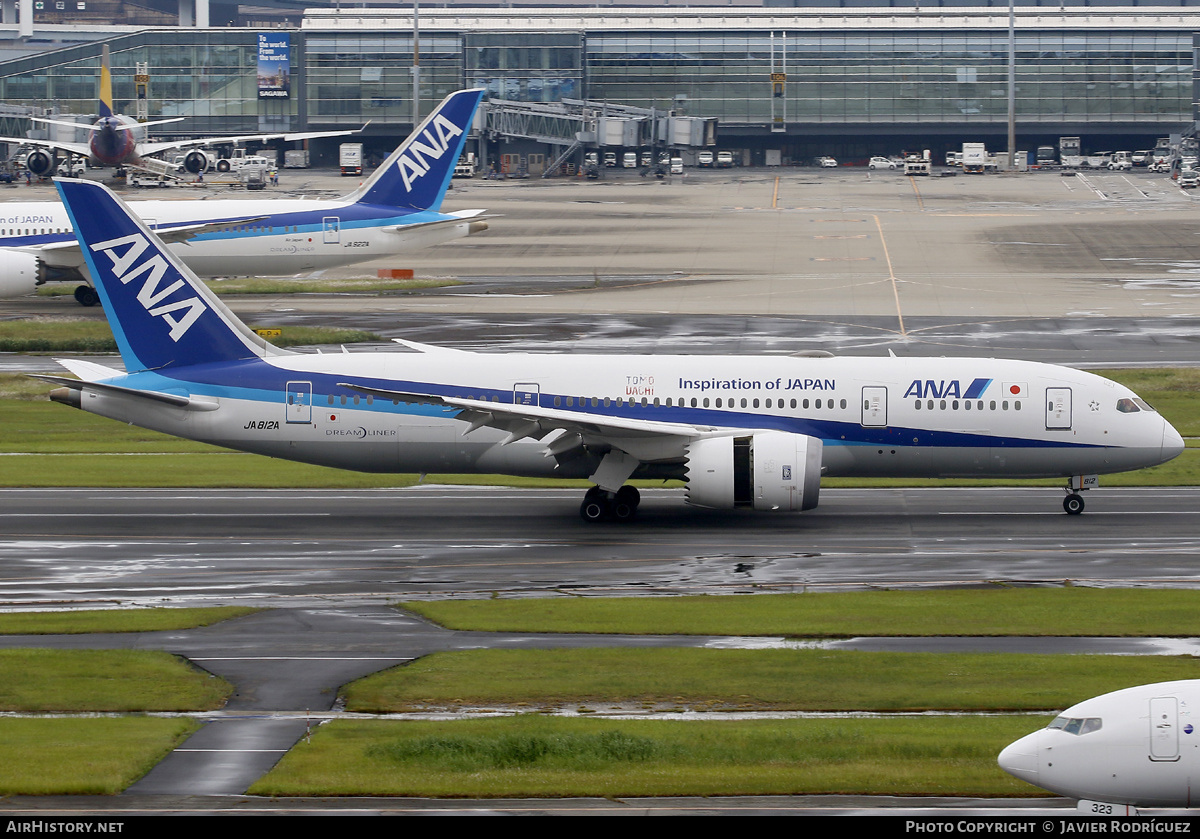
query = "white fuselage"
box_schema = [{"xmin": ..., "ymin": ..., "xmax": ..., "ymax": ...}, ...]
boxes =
[
  {"xmin": 1, "ymin": 197, "xmax": 476, "ymax": 279},
  {"xmin": 1000, "ymin": 681, "xmax": 1200, "ymax": 809},
  {"xmin": 73, "ymin": 352, "xmax": 1182, "ymax": 482}
]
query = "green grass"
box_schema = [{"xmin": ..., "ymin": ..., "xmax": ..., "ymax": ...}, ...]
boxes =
[
  {"xmin": 249, "ymin": 716, "xmax": 1047, "ymax": 798},
  {"xmin": 204, "ymin": 277, "xmax": 461, "ymax": 295},
  {"xmin": 0, "ymin": 718, "xmax": 199, "ymax": 794},
  {"xmin": 0, "ymin": 322, "xmax": 380, "ymax": 353},
  {"xmin": 0, "ymin": 606, "xmax": 259, "ymax": 635},
  {"xmin": 341, "ymin": 648, "xmax": 1200, "ymax": 713},
  {"xmin": 401, "ymin": 588, "xmax": 1200, "ymax": 637},
  {"xmin": 36, "ymin": 277, "xmax": 460, "ymax": 298},
  {"xmin": 0, "ymin": 649, "xmax": 231, "ymax": 711}
]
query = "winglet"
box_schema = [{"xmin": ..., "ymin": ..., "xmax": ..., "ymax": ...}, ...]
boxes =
[
  {"xmin": 345, "ymin": 88, "xmax": 484, "ymax": 212},
  {"xmin": 54, "ymin": 178, "xmax": 288, "ymax": 373}
]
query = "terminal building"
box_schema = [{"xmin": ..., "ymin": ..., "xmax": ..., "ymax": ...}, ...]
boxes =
[{"xmin": 0, "ymin": 1, "xmax": 1198, "ymax": 167}]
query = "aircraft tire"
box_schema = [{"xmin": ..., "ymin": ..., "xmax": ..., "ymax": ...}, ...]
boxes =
[
  {"xmin": 611, "ymin": 486, "xmax": 640, "ymax": 521},
  {"xmin": 580, "ymin": 498, "xmax": 608, "ymax": 522},
  {"xmin": 74, "ymin": 285, "xmax": 99, "ymax": 307},
  {"xmin": 1063, "ymin": 494, "xmax": 1085, "ymax": 515}
]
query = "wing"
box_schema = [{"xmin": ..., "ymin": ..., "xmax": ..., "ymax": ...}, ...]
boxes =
[
  {"xmin": 0, "ymin": 136, "xmax": 91, "ymax": 159},
  {"xmin": 139, "ymin": 125, "xmax": 369, "ymax": 158},
  {"xmin": 33, "ymin": 216, "xmax": 269, "ymax": 270},
  {"xmin": 337, "ymin": 381, "xmax": 733, "ymax": 490}
]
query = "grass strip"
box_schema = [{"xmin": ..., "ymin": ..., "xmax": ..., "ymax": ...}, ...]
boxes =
[
  {"xmin": 249, "ymin": 716, "xmax": 1045, "ymax": 798},
  {"xmin": 342, "ymin": 648, "xmax": 1200, "ymax": 713},
  {"xmin": 0, "ymin": 606, "xmax": 259, "ymax": 635},
  {"xmin": 0, "ymin": 649, "xmax": 232, "ymax": 711},
  {"xmin": 36, "ymin": 277, "xmax": 460, "ymax": 297},
  {"xmin": 0, "ymin": 323, "xmax": 379, "ymax": 353},
  {"xmin": 0, "ymin": 718, "xmax": 199, "ymax": 795},
  {"xmin": 401, "ymin": 588, "xmax": 1200, "ymax": 637}
]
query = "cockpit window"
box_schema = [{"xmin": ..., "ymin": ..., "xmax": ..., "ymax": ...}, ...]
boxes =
[
  {"xmin": 1116, "ymin": 398, "xmax": 1140, "ymax": 414},
  {"xmin": 1047, "ymin": 716, "xmax": 1102, "ymax": 735},
  {"xmin": 1133, "ymin": 398, "xmax": 1156, "ymax": 413}
]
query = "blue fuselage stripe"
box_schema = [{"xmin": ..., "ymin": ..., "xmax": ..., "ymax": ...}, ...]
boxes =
[{"xmin": 124, "ymin": 360, "xmax": 1106, "ymax": 452}]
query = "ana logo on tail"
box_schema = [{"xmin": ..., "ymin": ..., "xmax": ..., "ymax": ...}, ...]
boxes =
[
  {"xmin": 89, "ymin": 233, "xmax": 208, "ymax": 341},
  {"xmin": 396, "ymin": 114, "xmax": 465, "ymax": 191}
]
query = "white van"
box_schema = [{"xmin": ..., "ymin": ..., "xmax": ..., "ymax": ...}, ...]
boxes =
[
  {"xmin": 670, "ymin": 157, "xmax": 683, "ymax": 174},
  {"xmin": 622, "ymin": 152, "xmax": 637, "ymax": 168},
  {"xmin": 697, "ymin": 150, "xmax": 714, "ymax": 167}
]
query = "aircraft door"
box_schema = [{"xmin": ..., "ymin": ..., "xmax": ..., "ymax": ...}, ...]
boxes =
[
  {"xmin": 285, "ymin": 381, "xmax": 313, "ymax": 424},
  {"xmin": 861, "ymin": 386, "xmax": 888, "ymax": 427},
  {"xmin": 1150, "ymin": 696, "xmax": 1180, "ymax": 761},
  {"xmin": 1046, "ymin": 387, "xmax": 1072, "ymax": 430},
  {"xmin": 513, "ymin": 383, "xmax": 540, "ymax": 407},
  {"xmin": 322, "ymin": 216, "xmax": 340, "ymax": 244}
]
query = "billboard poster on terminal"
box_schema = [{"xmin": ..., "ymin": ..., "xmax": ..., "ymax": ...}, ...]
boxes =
[{"xmin": 257, "ymin": 33, "xmax": 290, "ymax": 99}]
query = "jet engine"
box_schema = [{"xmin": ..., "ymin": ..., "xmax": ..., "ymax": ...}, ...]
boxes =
[
  {"xmin": 181, "ymin": 149, "xmax": 210, "ymax": 175},
  {"xmin": 0, "ymin": 252, "xmax": 45, "ymax": 298},
  {"xmin": 25, "ymin": 149, "xmax": 57, "ymax": 178},
  {"xmin": 685, "ymin": 430, "xmax": 822, "ymax": 512}
]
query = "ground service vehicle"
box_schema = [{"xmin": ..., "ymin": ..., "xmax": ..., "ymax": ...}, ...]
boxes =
[
  {"xmin": 340, "ymin": 143, "xmax": 364, "ymax": 176},
  {"xmin": 961, "ymin": 143, "xmax": 987, "ymax": 173},
  {"xmin": 903, "ymin": 152, "xmax": 931, "ymax": 175},
  {"xmin": 1108, "ymin": 151, "xmax": 1132, "ymax": 170}
]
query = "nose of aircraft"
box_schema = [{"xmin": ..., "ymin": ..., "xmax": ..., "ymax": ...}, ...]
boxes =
[
  {"xmin": 997, "ymin": 732, "xmax": 1040, "ymax": 785},
  {"xmin": 1162, "ymin": 419, "xmax": 1185, "ymax": 464}
]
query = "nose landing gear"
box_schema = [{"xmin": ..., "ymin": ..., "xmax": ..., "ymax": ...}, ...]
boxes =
[
  {"xmin": 579, "ymin": 485, "xmax": 641, "ymax": 522},
  {"xmin": 1063, "ymin": 475, "xmax": 1098, "ymax": 515}
]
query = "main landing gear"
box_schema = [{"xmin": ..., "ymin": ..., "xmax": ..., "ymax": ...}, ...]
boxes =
[{"xmin": 579, "ymin": 485, "xmax": 641, "ymax": 523}]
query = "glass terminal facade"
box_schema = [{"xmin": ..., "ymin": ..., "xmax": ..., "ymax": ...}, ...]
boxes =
[{"xmin": 0, "ymin": 8, "xmax": 1196, "ymax": 160}]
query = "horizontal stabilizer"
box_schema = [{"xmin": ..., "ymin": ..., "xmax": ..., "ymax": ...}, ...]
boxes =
[{"xmin": 30, "ymin": 374, "xmax": 219, "ymax": 411}]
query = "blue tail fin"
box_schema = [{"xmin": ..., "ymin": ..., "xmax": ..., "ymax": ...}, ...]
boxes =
[
  {"xmin": 55, "ymin": 179, "xmax": 283, "ymax": 373},
  {"xmin": 347, "ymin": 88, "xmax": 484, "ymax": 212}
]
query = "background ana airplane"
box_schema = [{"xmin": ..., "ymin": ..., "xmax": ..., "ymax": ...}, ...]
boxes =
[
  {"xmin": 0, "ymin": 88, "xmax": 487, "ymax": 305},
  {"xmin": 1, "ymin": 45, "xmax": 361, "ymax": 180},
  {"xmin": 37, "ymin": 178, "xmax": 1183, "ymax": 522},
  {"xmin": 1000, "ymin": 680, "xmax": 1200, "ymax": 814}
]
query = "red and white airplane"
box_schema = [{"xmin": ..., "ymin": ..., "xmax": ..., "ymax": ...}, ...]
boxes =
[{"xmin": 3, "ymin": 45, "xmax": 358, "ymax": 179}]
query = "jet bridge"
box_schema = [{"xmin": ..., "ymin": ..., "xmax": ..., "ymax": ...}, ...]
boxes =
[{"xmin": 480, "ymin": 98, "xmax": 716, "ymax": 178}]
